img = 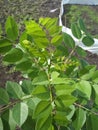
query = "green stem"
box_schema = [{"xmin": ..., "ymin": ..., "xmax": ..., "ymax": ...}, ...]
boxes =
[
  {"xmin": 0, "ymin": 99, "xmax": 20, "ymax": 113},
  {"xmin": 64, "ymin": 46, "xmax": 76, "ymax": 64},
  {"xmin": 0, "ymin": 95, "xmax": 33, "ymax": 113},
  {"xmin": 57, "ymin": 125, "xmax": 60, "ymax": 130},
  {"xmin": 74, "ymin": 103, "xmax": 98, "ymax": 115},
  {"xmin": 47, "ymin": 58, "xmax": 54, "ymax": 103},
  {"xmin": 1, "ymin": 35, "xmax": 15, "ymax": 43}
]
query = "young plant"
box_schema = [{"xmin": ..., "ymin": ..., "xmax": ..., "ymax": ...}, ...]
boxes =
[{"xmin": 0, "ymin": 16, "xmax": 98, "ymax": 130}]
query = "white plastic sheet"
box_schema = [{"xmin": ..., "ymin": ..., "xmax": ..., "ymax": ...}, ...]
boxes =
[
  {"xmin": 62, "ymin": 0, "xmax": 98, "ymax": 5},
  {"xmin": 62, "ymin": 26, "xmax": 98, "ymax": 54},
  {"xmin": 59, "ymin": 0, "xmax": 98, "ymax": 55}
]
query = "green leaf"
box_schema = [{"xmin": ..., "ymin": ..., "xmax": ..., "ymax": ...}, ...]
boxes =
[
  {"xmin": 54, "ymin": 84, "xmax": 76, "ymax": 96},
  {"xmin": 71, "ymin": 23, "xmax": 82, "ymax": 39},
  {"xmin": 51, "ymin": 71, "xmax": 60, "ymax": 79},
  {"xmin": 0, "ymin": 39, "xmax": 12, "ymax": 47},
  {"xmin": 86, "ymin": 114, "xmax": 98, "ymax": 130},
  {"xmin": 80, "ymin": 66, "xmax": 96, "ymax": 80},
  {"xmin": 63, "ymin": 33, "xmax": 75, "ymax": 48},
  {"xmin": 9, "ymin": 110, "xmax": 16, "ymax": 130},
  {"xmin": 76, "ymin": 46, "xmax": 87, "ymax": 57},
  {"xmin": 16, "ymin": 59, "xmax": 32, "ymax": 71},
  {"xmin": 32, "ymin": 72, "xmax": 49, "ymax": 85},
  {"xmin": 3, "ymin": 48, "xmax": 23, "ymax": 63},
  {"xmin": 80, "ymin": 59, "xmax": 89, "ymax": 68},
  {"xmin": 5, "ymin": 16, "xmax": 19, "ymax": 41},
  {"xmin": 20, "ymin": 31, "xmax": 33, "ymax": 46},
  {"xmin": 39, "ymin": 17, "xmax": 51, "ymax": 26},
  {"xmin": 56, "ymin": 45, "xmax": 69, "ymax": 56},
  {"xmin": 33, "ymin": 100, "xmax": 51, "ymax": 118},
  {"xmin": 42, "ymin": 18, "xmax": 58, "ymax": 29},
  {"xmin": 54, "ymin": 110, "xmax": 69, "ymax": 126},
  {"xmin": 76, "ymin": 80, "xmax": 91, "ymax": 99},
  {"xmin": 0, "ymin": 39, "xmax": 12, "ymax": 54},
  {"xmin": 72, "ymin": 108, "xmax": 86, "ymax": 130},
  {"xmin": 66, "ymin": 105, "xmax": 75, "ymax": 120},
  {"xmin": 93, "ymin": 84, "xmax": 98, "ymax": 105},
  {"xmin": 82, "ymin": 36, "xmax": 94, "ymax": 46},
  {"xmin": 12, "ymin": 102, "xmax": 28, "ymax": 126},
  {"xmin": 25, "ymin": 20, "xmax": 46, "ymax": 37},
  {"xmin": 27, "ymin": 97, "xmax": 41, "ymax": 110},
  {"xmin": 39, "ymin": 17, "xmax": 58, "ymax": 29},
  {"xmin": 0, "ymin": 24, "xmax": 3, "ymax": 36},
  {"xmin": 0, "ymin": 88, "xmax": 9, "ymax": 105},
  {"xmin": 78, "ymin": 18, "xmax": 87, "ymax": 32},
  {"xmin": 20, "ymin": 31, "xmax": 28, "ymax": 43},
  {"xmin": 92, "ymin": 70, "xmax": 98, "ymax": 81},
  {"xmin": 55, "ymin": 95, "xmax": 77, "ymax": 107},
  {"xmin": 25, "ymin": 20, "xmax": 49, "ymax": 48},
  {"xmin": 32, "ymin": 85, "xmax": 50, "ymax": 99},
  {"xmin": 51, "ymin": 77, "xmax": 74, "ymax": 85},
  {"xmin": 51, "ymin": 35, "xmax": 62, "ymax": 46},
  {"xmin": 0, "ymin": 118, "xmax": 3, "ymax": 130},
  {"xmin": 0, "ymin": 46, "xmax": 12, "ymax": 55},
  {"xmin": 22, "ymin": 116, "xmax": 35, "ymax": 130},
  {"xmin": 1, "ymin": 110, "xmax": 10, "ymax": 130},
  {"xmin": 34, "ymin": 37, "xmax": 49, "ymax": 48},
  {"xmin": 6, "ymin": 81, "xmax": 24, "ymax": 99},
  {"xmin": 27, "ymin": 27, "xmax": 46, "ymax": 37},
  {"xmin": 21, "ymin": 80, "xmax": 34, "ymax": 94},
  {"xmin": 27, "ymin": 98, "xmax": 35, "ymax": 110},
  {"xmin": 49, "ymin": 26, "xmax": 62, "ymax": 36},
  {"xmin": 35, "ymin": 115, "xmax": 52, "ymax": 130}
]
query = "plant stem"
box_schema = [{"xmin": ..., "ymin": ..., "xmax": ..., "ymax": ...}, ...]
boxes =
[
  {"xmin": 0, "ymin": 99, "xmax": 20, "ymax": 113},
  {"xmin": 74, "ymin": 103, "xmax": 98, "ymax": 115},
  {"xmin": 64, "ymin": 46, "xmax": 77, "ymax": 66},
  {"xmin": 57, "ymin": 125, "xmax": 60, "ymax": 130},
  {"xmin": 0, "ymin": 95, "xmax": 33, "ymax": 113}
]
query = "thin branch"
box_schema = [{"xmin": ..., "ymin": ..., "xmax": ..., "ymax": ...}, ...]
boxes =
[
  {"xmin": 74, "ymin": 102, "xmax": 98, "ymax": 116},
  {"xmin": 64, "ymin": 46, "xmax": 76, "ymax": 64},
  {"xmin": 1, "ymin": 35, "xmax": 14, "ymax": 43},
  {"xmin": 0, "ymin": 95, "xmax": 33, "ymax": 113},
  {"xmin": 0, "ymin": 99, "xmax": 20, "ymax": 113}
]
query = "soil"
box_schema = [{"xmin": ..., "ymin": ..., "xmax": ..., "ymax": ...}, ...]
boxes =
[{"xmin": 0, "ymin": 0, "xmax": 98, "ymax": 88}]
